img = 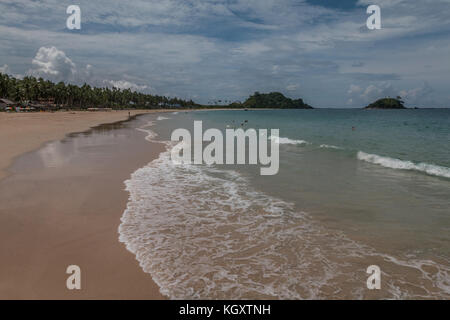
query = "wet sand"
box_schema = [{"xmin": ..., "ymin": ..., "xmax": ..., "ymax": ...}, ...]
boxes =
[
  {"xmin": 0, "ymin": 110, "xmax": 170, "ymax": 181},
  {"xmin": 0, "ymin": 113, "xmax": 167, "ymax": 299}
]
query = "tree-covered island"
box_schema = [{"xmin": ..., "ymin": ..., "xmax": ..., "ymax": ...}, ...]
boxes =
[{"xmin": 364, "ymin": 97, "xmax": 407, "ymax": 109}]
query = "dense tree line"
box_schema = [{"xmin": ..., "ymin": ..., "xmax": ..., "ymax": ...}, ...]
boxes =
[
  {"xmin": 0, "ymin": 73, "xmax": 197, "ymax": 109},
  {"xmin": 0, "ymin": 73, "xmax": 317, "ymax": 110}
]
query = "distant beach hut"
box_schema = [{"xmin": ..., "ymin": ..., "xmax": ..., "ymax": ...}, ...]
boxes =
[{"xmin": 0, "ymin": 98, "xmax": 16, "ymax": 110}]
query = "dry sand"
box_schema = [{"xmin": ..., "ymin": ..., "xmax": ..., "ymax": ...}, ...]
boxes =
[{"xmin": 0, "ymin": 110, "xmax": 170, "ymax": 299}]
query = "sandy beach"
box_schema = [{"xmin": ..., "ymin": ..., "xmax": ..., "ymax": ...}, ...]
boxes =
[
  {"xmin": 0, "ymin": 111, "xmax": 168, "ymax": 299},
  {"xmin": 0, "ymin": 110, "xmax": 169, "ymax": 180},
  {"xmin": 1, "ymin": 109, "xmax": 448, "ymax": 300}
]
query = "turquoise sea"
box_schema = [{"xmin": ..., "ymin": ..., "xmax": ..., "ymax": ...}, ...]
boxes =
[{"xmin": 119, "ymin": 109, "xmax": 450, "ymax": 299}]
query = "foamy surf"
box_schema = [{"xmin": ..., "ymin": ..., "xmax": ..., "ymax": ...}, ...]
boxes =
[
  {"xmin": 118, "ymin": 120, "xmax": 450, "ymax": 300},
  {"xmin": 357, "ymin": 151, "xmax": 450, "ymax": 179},
  {"xmin": 157, "ymin": 116, "xmax": 170, "ymax": 121},
  {"xmin": 320, "ymin": 144, "xmax": 342, "ymax": 150},
  {"xmin": 270, "ymin": 136, "xmax": 309, "ymax": 145},
  {"xmin": 136, "ymin": 121, "xmax": 158, "ymax": 141}
]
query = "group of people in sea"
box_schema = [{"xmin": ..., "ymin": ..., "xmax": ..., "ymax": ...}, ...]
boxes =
[
  {"xmin": 227, "ymin": 118, "xmax": 356, "ymax": 131},
  {"xmin": 227, "ymin": 119, "xmax": 248, "ymax": 129}
]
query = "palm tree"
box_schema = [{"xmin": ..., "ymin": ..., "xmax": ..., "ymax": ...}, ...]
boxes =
[{"xmin": 0, "ymin": 72, "xmax": 198, "ymax": 110}]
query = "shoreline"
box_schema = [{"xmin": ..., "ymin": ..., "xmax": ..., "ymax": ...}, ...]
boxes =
[
  {"xmin": 0, "ymin": 108, "xmax": 261, "ymax": 181},
  {"xmin": 0, "ymin": 110, "xmax": 176, "ymax": 181},
  {"xmin": 0, "ymin": 107, "xmax": 261, "ymax": 299},
  {"xmin": 1, "ymin": 108, "xmax": 449, "ymax": 299},
  {"xmin": 0, "ymin": 111, "xmax": 169, "ymax": 299}
]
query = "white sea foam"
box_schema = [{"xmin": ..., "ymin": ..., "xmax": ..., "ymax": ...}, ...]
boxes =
[
  {"xmin": 119, "ymin": 148, "xmax": 367, "ymax": 299},
  {"xmin": 320, "ymin": 144, "xmax": 342, "ymax": 150},
  {"xmin": 135, "ymin": 121, "xmax": 158, "ymax": 141},
  {"xmin": 157, "ymin": 116, "xmax": 170, "ymax": 121},
  {"xmin": 270, "ymin": 136, "xmax": 309, "ymax": 145},
  {"xmin": 357, "ymin": 151, "xmax": 450, "ymax": 179},
  {"xmin": 118, "ymin": 120, "xmax": 450, "ymax": 299}
]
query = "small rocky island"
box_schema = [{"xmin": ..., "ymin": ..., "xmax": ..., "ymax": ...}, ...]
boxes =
[
  {"xmin": 364, "ymin": 97, "xmax": 406, "ymax": 109},
  {"xmin": 243, "ymin": 92, "xmax": 313, "ymax": 109}
]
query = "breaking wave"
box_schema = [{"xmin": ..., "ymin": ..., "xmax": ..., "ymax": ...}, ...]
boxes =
[
  {"xmin": 157, "ymin": 116, "xmax": 170, "ymax": 121},
  {"xmin": 320, "ymin": 144, "xmax": 342, "ymax": 150},
  {"xmin": 270, "ymin": 136, "xmax": 309, "ymax": 145},
  {"xmin": 118, "ymin": 121, "xmax": 450, "ymax": 299},
  {"xmin": 357, "ymin": 151, "xmax": 450, "ymax": 179}
]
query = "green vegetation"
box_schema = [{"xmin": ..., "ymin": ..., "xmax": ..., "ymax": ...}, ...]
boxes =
[
  {"xmin": 364, "ymin": 97, "xmax": 406, "ymax": 109},
  {"xmin": 0, "ymin": 73, "xmax": 197, "ymax": 110},
  {"xmin": 242, "ymin": 92, "xmax": 313, "ymax": 109},
  {"xmin": 0, "ymin": 73, "xmax": 314, "ymax": 111}
]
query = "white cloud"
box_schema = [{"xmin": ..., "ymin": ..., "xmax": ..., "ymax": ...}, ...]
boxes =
[
  {"xmin": 286, "ymin": 84, "xmax": 300, "ymax": 91},
  {"xmin": 399, "ymin": 82, "xmax": 434, "ymax": 105},
  {"xmin": 347, "ymin": 83, "xmax": 397, "ymax": 106},
  {"xmin": 357, "ymin": 0, "xmax": 406, "ymax": 8},
  {"xmin": 1, "ymin": 1, "xmax": 449, "ymax": 106},
  {"xmin": 29, "ymin": 46, "xmax": 76, "ymax": 82},
  {"xmin": 0, "ymin": 64, "xmax": 23, "ymax": 79},
  {"xmin": 0, "ymin": 64, "xmax": 10, "ymax": 74},
  {"xmin": 103, "ymin": 79, "xmax": 149, "ymax": 92},
  {"xmin": 232, "ymin": 42, "xmax": 272, "ymax": 56}
]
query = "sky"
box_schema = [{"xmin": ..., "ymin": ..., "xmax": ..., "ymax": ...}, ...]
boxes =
[{"xmin": 0, "ymin": 0, "xmax": 449, "ymax": 108}]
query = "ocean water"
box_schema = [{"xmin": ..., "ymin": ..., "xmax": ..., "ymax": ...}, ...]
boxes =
[{"xmin": 119, "ymin": 109, "xmax": 450, "ymax": 299}]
